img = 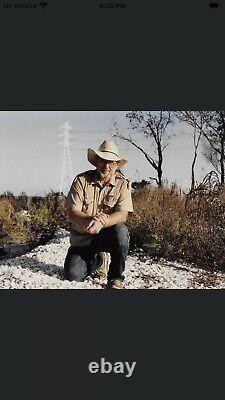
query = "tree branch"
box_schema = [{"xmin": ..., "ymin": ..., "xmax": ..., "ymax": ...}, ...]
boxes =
[{"xmin": 112, "ymin": 132, "xmax": 159, "ymax": 171}]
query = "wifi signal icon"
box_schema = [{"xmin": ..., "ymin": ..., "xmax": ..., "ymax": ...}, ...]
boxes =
[{"xmin": 39, "ymin": 2, "xmax": 48, "ymax": 8}]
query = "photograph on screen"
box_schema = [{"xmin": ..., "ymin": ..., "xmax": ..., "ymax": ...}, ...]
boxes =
[{"xmin": 0, "ymin": 110, "xmax": 224, "ymax": 289}]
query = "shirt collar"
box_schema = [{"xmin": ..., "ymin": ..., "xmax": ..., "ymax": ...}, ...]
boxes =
[{"xmin": 91, "ymin": 170, "xmax": 116, "ymax": 187}]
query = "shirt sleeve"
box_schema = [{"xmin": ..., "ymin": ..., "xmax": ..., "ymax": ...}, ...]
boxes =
[
  {"xmin": 66, "ymin": 176, "xmax": 84, "ymax": 211},
  {"xmin": 114, "ymin": 179, "xmax": 133, "ymax": 212}
]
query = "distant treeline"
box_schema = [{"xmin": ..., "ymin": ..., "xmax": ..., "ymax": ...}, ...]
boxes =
[{"xmin": 0, "ymin": 191, "xmax": 62, "ymax": 211}]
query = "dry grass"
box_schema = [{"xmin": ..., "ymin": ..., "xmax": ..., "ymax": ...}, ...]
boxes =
[
  {"xmin": 0, "ymin": 192, "xmax": 69, "ymax": 247},
  {"xmin": 127, "ymin": 184, "xmax": 225, "ymax": 270},
  {"xmin": 0, "ymin": 198, "xmax": 14, "ymax": 242}
]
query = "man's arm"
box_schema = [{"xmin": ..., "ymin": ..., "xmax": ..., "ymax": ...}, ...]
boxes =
[
  {"xmin": 86, "ymin": 210, "xmax": 128, "ymax": 235},
  {"xmin": 68, "ymin": 206, "xmax": 128, "ymax": 235},
  {"xmin": 104, "ymin": 210, "xmax": 128, "ymax": 228},
  {"xmin": 68, "ymin": 205, "xmax": 96, "ymax": 233},
  {"xmin": 68, "ymin": 205, "xmax": 94, "ymax": 224}
]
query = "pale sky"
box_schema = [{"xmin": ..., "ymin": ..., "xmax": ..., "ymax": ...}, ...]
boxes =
[{"xmin": 0, "ymin": 111, "xmax": 214, "ymax": 196}]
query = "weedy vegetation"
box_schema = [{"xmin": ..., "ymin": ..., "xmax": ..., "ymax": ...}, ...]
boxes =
[
  {"xmin": 0, "ymin": 186, "xmax": 224, "ymax": 270},
  {"xmin": 127, "ymin": 184, "xmax": 225, "ymax": 270},
  {"xmin": 0, "ymin": 191, "xmax": 69, "ymax": 249}
]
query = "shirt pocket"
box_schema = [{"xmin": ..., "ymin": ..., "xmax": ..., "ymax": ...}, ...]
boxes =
[
  {"xmin": 102, "ymin": 194, "xmax": 117, "ymax": 214},
  {"xmin": 82, "ymin": 194, "xmax": 93, "ymax": 215}
]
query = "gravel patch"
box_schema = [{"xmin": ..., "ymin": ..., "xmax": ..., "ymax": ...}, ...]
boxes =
[{"xmin": 1, "ymin": 229, "xmax": 225, "ymax": 289}]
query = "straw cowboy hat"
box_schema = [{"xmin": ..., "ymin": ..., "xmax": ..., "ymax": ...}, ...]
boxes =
[{"xmin": 87, "ymin": 140, "xmax": 128, "ymax": 169}]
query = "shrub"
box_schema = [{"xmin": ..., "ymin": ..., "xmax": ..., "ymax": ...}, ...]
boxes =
[
  {"xmin": 28, "ymin": 192, "xmax": 69, "ymax": 246},
  {"xmin": 0, "ymin": 198, "xmax": 14, "ymax": 244},
  {"xmin": 127, "ymin": 184, "xmax": 225, "ymax": 270},
  {"xmin": 0, "ymin": 192, "xmax": 69, "ymax": 248}
]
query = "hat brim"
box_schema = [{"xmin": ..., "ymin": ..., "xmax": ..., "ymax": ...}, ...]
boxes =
[{"xmin": 87, "ymin": 148, "xmax": 128, "ymax": 168}]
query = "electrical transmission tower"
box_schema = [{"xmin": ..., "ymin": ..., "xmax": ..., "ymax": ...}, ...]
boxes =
[{"xmin": 59, "ymin": 122, "xmax": 74, "ymax": 194}]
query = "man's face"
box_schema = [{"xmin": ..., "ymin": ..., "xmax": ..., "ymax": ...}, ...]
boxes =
[{"xmin": 96, "ymin": 158, "xmax": 118, "ymax": 180}]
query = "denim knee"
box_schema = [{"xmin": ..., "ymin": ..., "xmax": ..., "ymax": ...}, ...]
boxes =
[
  {"xmin": 111, "ymin": 223, "xmax": 130, "ymax": 247},
  {"xmin": 64, "ymin": 252, "xmax": 87, "ymax": 282}
]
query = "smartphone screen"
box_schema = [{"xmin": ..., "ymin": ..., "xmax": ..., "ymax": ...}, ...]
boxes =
[{"xmin": 0, "ymin": 2, "xmax": 225, "ymax": 400}]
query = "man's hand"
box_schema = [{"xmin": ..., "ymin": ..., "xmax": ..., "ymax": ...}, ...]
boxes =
[
  {"xmin": 94, "ymin": 212, "xmax": 109, "ymax": 226},
  {"xmin": 77, "ymin": 213, "xmax": 108, "ymax": 234},
  {"xmin": 84, "ymin": 219, "xmax": 103, "ymax": 235},
  {"xmin": 69, "ymin": 208, "xmax": 107, "ymax": 234},
  {"xmin": 76, "ymin": 216, "xmax": 96, "ymax": 233}
]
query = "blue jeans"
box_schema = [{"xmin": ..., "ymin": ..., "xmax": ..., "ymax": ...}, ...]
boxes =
[{"xmin": 64, "ymin": 223, "xmax": 130, "ymax": 282}]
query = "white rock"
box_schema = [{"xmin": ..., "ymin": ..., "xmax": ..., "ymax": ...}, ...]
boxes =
[{"xmin": 1, "ymin": 232, "xmax": 225, "ymax": 289}]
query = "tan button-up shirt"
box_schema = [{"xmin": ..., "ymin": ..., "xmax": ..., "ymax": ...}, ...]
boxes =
[{"xmin": 66, "ymin": 169, "xmax": 133, "ymax": 246}]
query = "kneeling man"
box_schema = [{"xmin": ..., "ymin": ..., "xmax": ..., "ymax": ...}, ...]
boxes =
[{"xmin": 64, "ymin": 140, "xmax": 133, "ymax": 289}]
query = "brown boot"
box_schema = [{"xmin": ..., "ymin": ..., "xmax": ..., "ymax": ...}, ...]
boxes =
[
  {"xmin": 106, "ymin": 279, "xmax": 125, "ymax": 289},
  {"xmin": 91, "ymin": 252, "xmax": 110, "ymax": 283}
]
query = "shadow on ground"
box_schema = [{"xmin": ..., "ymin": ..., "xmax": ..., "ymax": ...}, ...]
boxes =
[{"xmin": 0, "ymin": 254, "xmax": 67, "ymax": 281}]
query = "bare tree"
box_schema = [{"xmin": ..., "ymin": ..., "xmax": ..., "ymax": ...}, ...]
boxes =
[
  {"xmin": 202, "ymin": 111, "xmax": 225, "ymax": 186},
  {"xmin": 174, "ymin": 111, "xmax": 205, "ymax": 190},
  {"xmin": 175, "ymin": 111, "xmax": 225, "ymax": 186},
  {"xmin": 112, "ymin": 111, "xmax": 173, "ymax": 187}
]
